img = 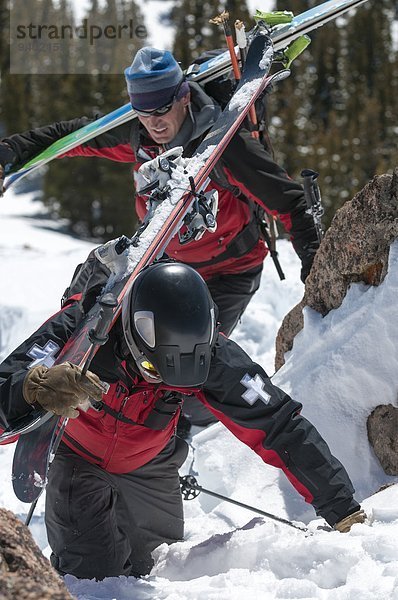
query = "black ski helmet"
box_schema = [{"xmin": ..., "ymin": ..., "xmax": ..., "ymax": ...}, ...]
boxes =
[{"xmin": 122, "ymin": 261, "xmax": 217, "ymax": 386}]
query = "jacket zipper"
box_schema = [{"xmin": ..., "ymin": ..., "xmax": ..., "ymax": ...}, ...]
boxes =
[
  {"xmin": 102, "ymin": 384, "xmax": 128, "ymax": 468},
  {"xmin": 284, "ymin": 450, "xmax": 320, "ymax": 492}
]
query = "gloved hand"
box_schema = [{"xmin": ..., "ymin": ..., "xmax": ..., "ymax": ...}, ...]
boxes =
[
  {"xmin": 300, "ymin": 255, "xmax": 315, "ymax": 283},
  {"xmin": 136, "ymin": 146, "xmax": 187, "ymax": 193},
  {"xmin": 299, "ymin": 241, "xmax": 319, "ymax": 283},
  {"xmin": 0, "ymin": 143, "xmax": 17, "ymax": 196},
  {"xmin": 23, "ymin": 362, "xmax": 104, "ymax": 418},
  {"xmin": 334, "ymin": 509, "xmax": 366, "ymax": 533}
]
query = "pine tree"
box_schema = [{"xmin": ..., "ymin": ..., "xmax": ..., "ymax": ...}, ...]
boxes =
[
  {"xmin": 171, "ymin": 0, "xmax": 250, "ymax": 67},
  {"xmin": 269, "ymin": 0, "xmax": 397, "ymax": 226},
  {"xmin": 0, "ymin": 0, "xmax": 142, "ymax": 239},
  {"xmin": 41, "ymin": 0, "xmax": 142, "ymax": 239}
]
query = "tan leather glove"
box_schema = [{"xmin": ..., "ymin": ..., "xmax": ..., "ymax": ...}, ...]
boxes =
[
  {"xmin": 23, "ymin": 362, "xmax": 104, "ymax": 418},
  {"xmin": 334, "ymin": 509, "xmax": 366, "ymax": 533}
]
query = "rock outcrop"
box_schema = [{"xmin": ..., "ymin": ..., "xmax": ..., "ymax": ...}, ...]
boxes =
[
  {"xmin": 0, "ymin": 508, "xmax": 73, "ymax": 600},
  {"xmin": 367, "ymin": 405, "xmax": 398, "ymax": 475},
  {"xmin": 275, "ymin": 168, "xmax": 398, "ymax": 476},
  {"xmin": 275, "ymin": 168, "xmax": 398, "ymax": 371}
]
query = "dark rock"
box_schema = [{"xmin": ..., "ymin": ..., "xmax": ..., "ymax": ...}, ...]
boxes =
[
  {"xmin": 367, "ymin": 405, "xmax": 398, "ymax": 476},
  {"xmin": 274, "ymin": 300, "xmax": 304, "ymax": 377},
  {"xmin": 0, "ymin": 508, "xmax": 73, "ymax": 600}
]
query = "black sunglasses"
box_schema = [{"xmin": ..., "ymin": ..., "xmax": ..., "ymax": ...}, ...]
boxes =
[{"xmin": 132, "ymin": 78, "xmax": 186, "ymax": 117}]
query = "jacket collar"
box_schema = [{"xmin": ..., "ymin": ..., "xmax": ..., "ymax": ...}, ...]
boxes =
[{"xmin": 164, "ymin": 82, "xmax": 222, "ymax": 151}]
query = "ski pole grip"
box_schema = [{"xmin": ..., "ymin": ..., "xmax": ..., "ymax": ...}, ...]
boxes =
[
  {"xmin": 301, "ymin": 169, "xmax": 320, "ymax": 209},
  {"xmin": 301, "ymin": 169, "xmax": 324, "ymax": 243}
]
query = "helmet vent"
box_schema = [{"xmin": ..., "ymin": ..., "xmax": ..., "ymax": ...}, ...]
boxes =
[
  {"xmin": 166, "ymin": 354, "xmax": 175, "ymax": 367},
  {"xmin": 134, "ymin": 311, "xmax": 155, "ymax": 348},
  {"xmin": 210, "ymin": 307, "xmax": 215, "ymax": 342}
]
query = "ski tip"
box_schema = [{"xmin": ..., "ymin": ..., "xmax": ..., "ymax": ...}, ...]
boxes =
[{"xmin": 254, "ymin": 10, "xmax": 294, "ymax": 27}]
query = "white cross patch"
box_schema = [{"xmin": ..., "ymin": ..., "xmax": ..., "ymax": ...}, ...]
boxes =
[
  {"xmin": 240, "ymin": 373, "xmax": 271, "ymax": 406},
  {"xmin": 27, "ymin": 340, "xmax": 60, "ymax": 369}
]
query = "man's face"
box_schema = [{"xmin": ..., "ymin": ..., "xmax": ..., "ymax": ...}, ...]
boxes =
[{"xmin": 137, "ymin": 94, "xmax": 190, "ymax": 144}]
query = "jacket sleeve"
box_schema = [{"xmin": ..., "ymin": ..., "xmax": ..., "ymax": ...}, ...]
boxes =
[
  {"xmin": 1, "ymin": 116, "xmax": 135, "ymax": 169},
  {"xmin": 221, "ymin": 129, "xmax": 319, "ymax": 259},
  {"xmin": 0, "ymin": 300, "xmax": 83, "ymax": 432},
  {"xmin": 200, "ymin": 333, "xmax": 360, "ymax": 527}
]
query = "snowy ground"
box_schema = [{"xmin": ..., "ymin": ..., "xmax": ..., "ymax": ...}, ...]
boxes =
[{"xmin": 1, "ymin": 188, "xmax": 398, "ymax": 599}]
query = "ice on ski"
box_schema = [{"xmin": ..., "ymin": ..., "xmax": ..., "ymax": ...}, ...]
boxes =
[
  {"xmin": 108, "ymin": 145, "xmax": 216, "ymax": 285},
  {"xmin": 228, "ymin": 47, "xmax": 273, "ymax": 113},
  {"xmin": 259, "ymin": 44, "xmax": 274, "ymax": 71},
  {"xmin": 228, "ymin": 78, "xmax": 265, "ymax": 112}
]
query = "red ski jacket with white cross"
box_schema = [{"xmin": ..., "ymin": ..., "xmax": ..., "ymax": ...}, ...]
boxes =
[
  {"xmin": 1, "ymin": 84, "xmax": 318, "ymax": 280},
  {"xmin": 0, "ymin": 292, "xmax": 359, "ymax": 527}
]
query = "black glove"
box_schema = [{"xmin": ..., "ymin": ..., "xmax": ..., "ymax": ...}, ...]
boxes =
[
  {"xmin": 300, "ymin": 247, "xmax": 317, "ymax": 282},
  {"xmin": 295, "ymin": 240, "xmax": 319, "ymax": 283},
  {"xmin": 0, "ymin": 143, "xmax": 17, "ymax": 196}
]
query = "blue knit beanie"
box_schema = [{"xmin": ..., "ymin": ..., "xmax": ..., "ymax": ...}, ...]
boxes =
[{"xmin": 124, "ymin": 47, "xmax": 188, "ymax": 111}]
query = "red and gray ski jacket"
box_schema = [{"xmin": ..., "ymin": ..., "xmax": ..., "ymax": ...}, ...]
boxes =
[
  {"xmin": 0, "ymin": 288, "xmax": 359, "ymax": 527},
  {"xmin": 2, "ymin": 84, "xmax": 318, "ymax": 280}
]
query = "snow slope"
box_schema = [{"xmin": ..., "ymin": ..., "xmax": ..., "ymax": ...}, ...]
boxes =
[{"xmin": 1, "ymin": 189, "xmax": 398, "ymax": 599}]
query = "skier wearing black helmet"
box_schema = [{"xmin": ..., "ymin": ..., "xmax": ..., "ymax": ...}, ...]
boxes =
[
  {"xmin": 122, "ymin": 262, "xmax": 217, "ymax": 386},
  {"xmin": 0, "ymin": 259, "xmax": 364, "ymax": 580}
]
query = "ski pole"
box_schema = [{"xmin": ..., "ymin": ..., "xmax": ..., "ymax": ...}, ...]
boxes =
[
  {"xmin": 234, "ymin": 20, "xmax": 247, "ymax": 69},
  {"xmin": 25, "ymin": 294, "xmax": 117, "ymax": 527},
  {"xmin": 210, "ymin": 11, "xmax": 241, "ymax": 80},
  {"xmin": 301, "ymin": 169, "xmax": 324, "ymax": 244},
  {"xmin": 179, "ymin": 475, "xmax": 307, "ymax": 532},
  {"xmin": 24, "ymin": 416, "xmax": 67, "ymax": 526},
  {"xmin": 210, "ymin": 11, "xmax": 259, "ymax": 138},
  {"xmin": 259, "ymin": 216, "xmax": 285, "ymax": 280}
]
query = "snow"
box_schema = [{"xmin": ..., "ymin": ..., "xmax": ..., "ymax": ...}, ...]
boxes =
[{"xmin": 2, "ymin": 186, "xmax": 398, "ymax": 599}]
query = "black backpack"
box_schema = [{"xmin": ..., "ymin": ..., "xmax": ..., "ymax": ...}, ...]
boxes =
[{"xmin": 191, "ymin": 49, "xmax": 272, "ymax": 153}]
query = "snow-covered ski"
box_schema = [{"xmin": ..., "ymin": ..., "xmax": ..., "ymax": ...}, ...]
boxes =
[{"xmin": 3, "ymin": 0, "xmax": 369, "ymax": 192}]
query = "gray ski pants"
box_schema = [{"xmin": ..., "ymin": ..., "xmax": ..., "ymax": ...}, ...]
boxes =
[{"xmin": 45, "ymin": 436, "xmax": 188, "ymax": 580}]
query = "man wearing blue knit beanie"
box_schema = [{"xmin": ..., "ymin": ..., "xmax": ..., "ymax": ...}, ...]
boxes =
[
  {"xmin": 125, "ymin": 48, "xmax": 185, "ymax": 109},
  {"xmin": 124, "ymin": 48, "xmax": 192, "ymax": 144},
  {"xmin": 0, "ymin": 45, "xmax": 320, "ymax": 432}
]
